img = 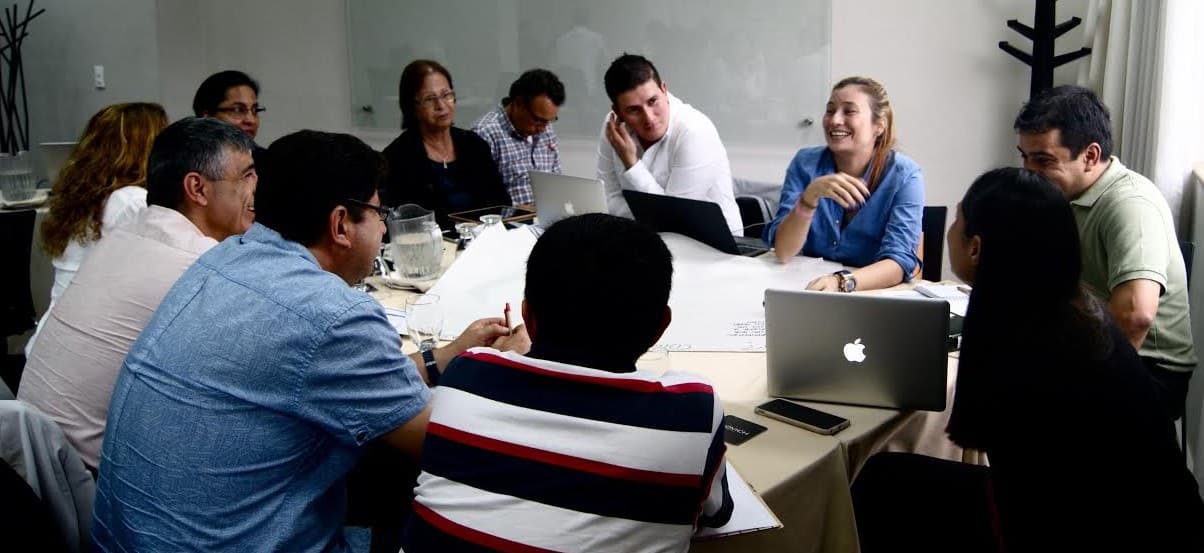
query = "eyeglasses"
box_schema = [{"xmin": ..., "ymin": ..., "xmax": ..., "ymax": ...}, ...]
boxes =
[
  {"xmin": 524, "ymin": 104, "xmax": 558, "ymax": 126},
  {"xmin": 344, "ymin": 198, "xmax": 389, "ymax": 222},
  {"xmin": 215, "ymin": 104, "xmax": 266, "ymax": 118},
  {"xmin": 417, "ymin": 91, "xmax": 456, "ymax": 108}
]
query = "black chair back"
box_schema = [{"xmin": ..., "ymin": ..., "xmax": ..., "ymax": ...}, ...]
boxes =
[
  {"xmin": 736, "ymin": 196, "xmax": 769, "ymax": 238},
  {"xmin": 921, "ymin": 206, "xmax": 948, "ymax": 282},
  {"xmin": 1180, "ymin": 240, "xmax": 1194, "ymax": 287},
  {"xmin": 1, "ymin": 208, "xmax": 36, "ymax": 337}
]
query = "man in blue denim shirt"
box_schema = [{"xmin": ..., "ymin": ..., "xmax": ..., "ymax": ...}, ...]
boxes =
[{"xmin": 92, "ymin": 130, "xmax": 527, "ymax": 552}]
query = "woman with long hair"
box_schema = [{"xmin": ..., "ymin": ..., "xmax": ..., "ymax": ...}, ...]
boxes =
[
  {"xmin": 30, "ymin": 102, "xmax": 168, "ymax": 349},
  {"xmin": 852, "ymin": 168, "xmax": 1204, "ymax": 551},
  {"xmin": 764, "ymin": 76, "xmax": 923, "ymax": 292}
]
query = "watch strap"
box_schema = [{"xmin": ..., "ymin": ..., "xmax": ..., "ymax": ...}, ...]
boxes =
[{"xmin": 422, "ymin": 348, "xmax": 440, "ymax": 386}]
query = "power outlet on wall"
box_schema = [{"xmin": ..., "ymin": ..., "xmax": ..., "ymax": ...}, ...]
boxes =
[{"xmin": 93, "ymin": 65, "xmax": 105, "ymax": 89}]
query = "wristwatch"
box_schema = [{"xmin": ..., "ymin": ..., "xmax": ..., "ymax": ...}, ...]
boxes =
[
  {"xmin": 422, "ymin": 348, "xmax": 440, "ymax": 386},
  {"xmin": 834, "ymin": 270, "xmax": 857, "ymax": 293}
]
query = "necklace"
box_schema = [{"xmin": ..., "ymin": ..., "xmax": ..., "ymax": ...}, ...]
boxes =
[{"xmin": 423, "ymin": 137, "xmax": 454, "ymax": 169}]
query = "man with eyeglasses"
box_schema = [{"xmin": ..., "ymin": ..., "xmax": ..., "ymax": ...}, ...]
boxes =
[
  {"xmin": 19, "ymin": 117, "xmax": 257, "ymax": 471},
  {"xmin": 472, "ymin": 69, "xmax": 565, "ymax": 206},
  {"xmin": 91, "ymin": 129, "xmax": 530, "ymax": 552},
  {"xmin": 598, "ymin": 54, "xmax": 742, "ymax": 233}
]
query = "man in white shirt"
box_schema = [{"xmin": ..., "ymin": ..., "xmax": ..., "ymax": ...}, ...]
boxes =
[
  {"xmin": 597, "ymin": 53, "xmax": 742, "ymax": 233},
  {"xmin": 18, "ymin": 117, "xmax": 258, "ymax": 469}
]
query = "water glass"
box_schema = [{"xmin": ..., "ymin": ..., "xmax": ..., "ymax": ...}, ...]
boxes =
[
  {"xmin": 0, "ymin": 151, "xmax": 36, "ymax": 202},
  {"xmin": 405, "ymin": 294, "xmax": 444, "ymax": 351}
]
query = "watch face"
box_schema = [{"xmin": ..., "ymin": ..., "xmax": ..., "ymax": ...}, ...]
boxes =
[{"xmin": 841, "ymin": 278, "xmax": 855, "ymax": 292}]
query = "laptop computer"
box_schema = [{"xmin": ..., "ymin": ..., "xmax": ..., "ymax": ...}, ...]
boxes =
[
  {"xmin": 531, "ymin": 171, "xmax": 607, "ymax": 228},
  {"xmin": 622, "ymin": 189, "xmax": 768, "ymax": 257},
  {"xmin": 764, "ymin": 289, "xmax": 950, "ymax": 411}
]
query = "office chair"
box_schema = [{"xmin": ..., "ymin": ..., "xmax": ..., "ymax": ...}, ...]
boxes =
[
  {"xmin": 1, "ymin": 208, "xmax": 37, "ymax": 396},
  {"xmin": 920, "ymin": 206, "xmax": 948, "ymax": 282},
  {"xmin": 1179, "ymin": 240, "xmax": 1193, "ymax": 461},
  {"xmin": 736, "ymin": 195, "xmax": 771, "ymax": 238},
  {"xmin": 1, "ymin": 208, "xmax": 36, "ymax": 338}
]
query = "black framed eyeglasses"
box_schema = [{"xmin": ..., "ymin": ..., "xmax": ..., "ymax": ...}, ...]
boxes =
[
  {"xmin": 344, "ymin": 198, "xmax": 389, "ymax": 222},
  {"xmin": 215, "ymin": 104, "xmax": 266, "ymax": 118}
]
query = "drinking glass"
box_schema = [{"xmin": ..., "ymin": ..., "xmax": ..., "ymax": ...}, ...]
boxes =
[{"xmin": 405, "ymin": 294, "xmax": 443, "ymax": 351}]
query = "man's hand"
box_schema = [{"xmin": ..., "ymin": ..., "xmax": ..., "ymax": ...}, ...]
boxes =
[
  {"xmin": 806, "ymin": 274, "xmax": 840, "ymax": 291},
  {"xmin": 493, "ymin": 324, "xmax": 531, "ymax": 354},
  {"xmin": 446, "ymin": 317, "xmax": 511, "ymax": 355},
  {"xmin": 605, "ymin": 114, "xmax": 639, "ymax": 169}
]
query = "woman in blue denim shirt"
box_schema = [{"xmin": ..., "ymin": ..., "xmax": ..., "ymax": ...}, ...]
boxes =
[{"xmin": 763, "ymin": 77, "xmax": 923, "ymax": 292}]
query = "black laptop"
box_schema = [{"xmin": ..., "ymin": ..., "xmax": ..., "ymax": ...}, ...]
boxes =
[{"xmin": 623, "ymin": 190, "xmax": 769, "ymax": 257}]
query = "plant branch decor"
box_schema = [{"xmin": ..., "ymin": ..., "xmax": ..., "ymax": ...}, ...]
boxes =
[{"xmin": 0, "ymin": 0, "xmax": 44, "ymax": 155}]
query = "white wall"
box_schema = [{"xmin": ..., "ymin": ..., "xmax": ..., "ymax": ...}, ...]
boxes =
[
  {"xmin": 23, "ymin": 0, "xmax": 160, "ymax": 145},
  {"xmin": 30, "ymin": 0, "xmax": 1094, "ymax": 278}
]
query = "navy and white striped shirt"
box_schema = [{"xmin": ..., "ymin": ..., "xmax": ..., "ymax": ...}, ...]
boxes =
[{"xmin": 403, "ymin": 347, "xmax": 732, "ymax": 552}]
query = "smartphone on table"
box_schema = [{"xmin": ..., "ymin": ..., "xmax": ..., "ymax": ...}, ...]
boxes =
[{"xmin": 754, "ymin": 398, "xmax": 850, "ymax": 435}]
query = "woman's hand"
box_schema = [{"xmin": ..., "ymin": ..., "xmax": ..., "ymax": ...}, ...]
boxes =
[
  {"xmin": 798, "ymin": 173, "xmax": 870, "ymax": 211},
  {"xmin": 806, "ymin": 274, "xmax": 841, "ymax": 291}
]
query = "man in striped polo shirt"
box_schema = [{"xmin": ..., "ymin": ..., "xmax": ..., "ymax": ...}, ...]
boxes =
[{"xmin": 404, "ymin": 213, "xmax": 733, "ymax": 551}]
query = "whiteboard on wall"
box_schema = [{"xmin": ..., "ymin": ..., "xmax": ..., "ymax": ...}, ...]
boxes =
[{"xmin": 346, "ymin": 0, "xmax": 831, "ymax": 149}]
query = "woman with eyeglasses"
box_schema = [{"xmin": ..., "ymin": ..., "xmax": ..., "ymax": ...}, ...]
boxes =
[
  {"xmin": 381, "ymin": 59, "xmax": 509, "ymax": 229},
  {"xmin": 193, "ymin": 70, "xmax": 265, "ymax": 141}
]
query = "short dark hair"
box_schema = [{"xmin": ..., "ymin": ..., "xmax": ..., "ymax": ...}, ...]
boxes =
[
  {"xmin": 256, "ymin": 130, "xmax": 385, "ymax": 247},
  {"xmin": 524, "ymin": 213, "xmax": 673, "ymax": 365},
  {"xmin": 505, "ymin": 69, "xmax": 566, "ymax": 107},
  {"xmin": 192, "ymin": 70, "xmax": 260, "ymax": 116},
  {"xmin": 1014, "ymin": 85, "xmax": 1113, "ymax": 159},
  {"xmin": 398, "ymin": 59, "xmax": 453, "ymax": 130},
  {"xmin": 146, "ymin": 117, "xmax": 255, "ymax": 210},
  {"xmin": 604, "ymin": 53, "xmax": 662, "ymax": 104}
]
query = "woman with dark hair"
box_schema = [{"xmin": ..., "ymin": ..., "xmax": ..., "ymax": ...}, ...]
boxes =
[
  {"xmin": 764, "ymin": 76, "xmax": 923, "ymax": 292},
  {"xmin": 380, "ymin": 60, "xmax": 509, "ymax": 229},
  {"xmin": 852, "ymin": 168, "xmax": 1204, "ymax": 552}
]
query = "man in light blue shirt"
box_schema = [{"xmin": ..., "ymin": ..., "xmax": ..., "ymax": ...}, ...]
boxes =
[{"xmin": 92, "ymin": 130, "xmax": 526, "ymax": 552}]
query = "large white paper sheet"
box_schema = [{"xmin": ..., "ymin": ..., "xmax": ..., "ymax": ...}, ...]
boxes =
[
  {"xmin": 429, "ymin": 230, "xmax": 841, "ymax": 351},
  {"xmin": 427, "ymin": 226, "xmax": 536, "ymax": 339},
  {"xmin": 693, "ymin": 461, "xmax": 782, "ymax": 539},
  {"xmin": 658, "ymin": 234, "xmax": 841, "ymax": 351}
]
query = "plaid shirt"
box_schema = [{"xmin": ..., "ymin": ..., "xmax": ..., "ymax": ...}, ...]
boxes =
[{"xmin": 472, "ymin": 105, "xmax": 560, "ymax": 205}]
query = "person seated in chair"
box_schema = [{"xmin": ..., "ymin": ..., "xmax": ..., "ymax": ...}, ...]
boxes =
[
  {"xmin": 852, "ymin": 168, "xmax": 1204, "ymax": 552},
  {"xmin": 381, "ymin": 60, "xmax": 511, "ymax": 229},
  {"xmin": 764, "ymin": 77, "xmax": 923, "ymax": 292},
  {"xmin": 403, "ymin": 213, "xmax": 733, "ymax": 552}
]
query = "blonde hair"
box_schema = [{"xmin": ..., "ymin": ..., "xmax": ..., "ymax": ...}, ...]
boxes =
[
  {"xmin": 41, "ymin": 102, "xmax": 169, "ymax": 257},
  {"xmin": 832, "ymin": 76, "xmax": 895, "ymax": 191}
]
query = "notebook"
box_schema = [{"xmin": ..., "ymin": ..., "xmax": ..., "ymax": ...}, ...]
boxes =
[
  {"xmin": 622, "ymin": 189, "xmax": 768, "ymax": 257},
  {"xmin": 764, "ymin": 289, "xmax": 950, "ymax": 411},
  {"xmin": 530, "ymin": 171, "xmax": 607, "ymax": 227}
]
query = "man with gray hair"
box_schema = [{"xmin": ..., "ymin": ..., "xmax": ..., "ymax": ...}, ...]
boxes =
[{"xmin": 18, "ymin": 117, "xmax": 258, "ymax": 470}]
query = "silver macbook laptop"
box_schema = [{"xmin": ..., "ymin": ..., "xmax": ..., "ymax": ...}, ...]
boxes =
[
  {"xmin": 531, "ymin": 171, "xmax": 607, "ymax": 227},
  {"xmin": 764, "ymin": 289, "xmax": 950, "ymax": 411}
]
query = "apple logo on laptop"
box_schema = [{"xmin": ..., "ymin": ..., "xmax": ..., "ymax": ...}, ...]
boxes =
[
  {"xmin": 563, "ymin": 202, "xmax": 576, "ymax": 215},
  {"xmin": 843, "ymin": 338, "xmax": 867, "ymax": 363}
]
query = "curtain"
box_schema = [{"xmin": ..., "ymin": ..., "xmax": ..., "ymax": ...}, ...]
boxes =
[{"xmin": 1077, "ymin": 0, "xmax": 1204, "ymax": 230}]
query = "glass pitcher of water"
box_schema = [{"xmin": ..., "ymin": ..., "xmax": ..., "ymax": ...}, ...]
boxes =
[{"xmin": 386, "ymin": 204, "xmax": 443, "ymax": 280}]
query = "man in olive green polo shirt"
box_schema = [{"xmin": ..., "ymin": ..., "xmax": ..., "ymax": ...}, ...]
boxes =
[{"xmin": 1014, "ymin": 85, "xmax": 1195, "ymax": 421}]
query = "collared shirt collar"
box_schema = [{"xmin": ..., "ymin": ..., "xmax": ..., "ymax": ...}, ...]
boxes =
[
  {"xmin": 239, "ymin": 222, "xmax": 322, "ymax": 267},
  {"xmin": 497, "ymin": 103, "xmax": 528, "ymax": 142},
  {"xmin": 1071, "ymin": 156, "xmax": 1124, "ymax": 207},
  {"xmin": 526, "ymin": 341, "xmax": 638, "ymax": 374}
]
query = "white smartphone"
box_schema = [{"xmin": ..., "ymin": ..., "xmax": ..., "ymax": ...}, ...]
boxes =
[{"xmin": 754, "ymin": 399, "xmax": 850, "ymax": 435}]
